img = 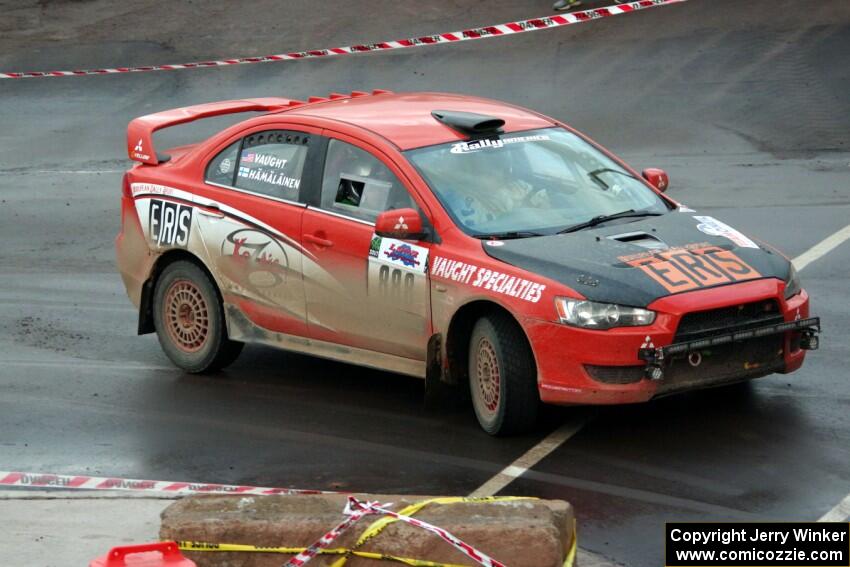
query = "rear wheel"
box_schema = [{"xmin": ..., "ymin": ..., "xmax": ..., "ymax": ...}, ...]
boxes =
[
  {"xmin": 468, "ymin": 313, "xmax": 539, "ymax": 435},
  {"xmin": 153, "ymin": 261, "xmax": 243, "ymax": 373}
]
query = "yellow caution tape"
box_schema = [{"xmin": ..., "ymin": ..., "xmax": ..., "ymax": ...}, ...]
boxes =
[
  {"xmin": 563, "ymin": 519, "xmax": 578, "ymax": 567},
  {"xmin": 176, "ymin": 496, "xmax": 578, "ymax": 567},
  {"xmin": 177, "ymin": 541, "xmax": 470, "ymax": 567},
  {"xmin": 331, "ymin": 496, "xmax": 536, "ymax": 567}
]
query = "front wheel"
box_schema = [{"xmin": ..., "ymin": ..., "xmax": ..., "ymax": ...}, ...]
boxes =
[
  {"xmin": 468, "ymin": 313, "xmax": 539, "ymax": 435},
  {"xmin": 153, "ymin": 260, "xmax": 243, "ymax": 373}
]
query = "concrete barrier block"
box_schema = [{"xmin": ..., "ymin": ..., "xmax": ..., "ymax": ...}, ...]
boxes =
[{"xmin": 160, "ymin": 494, "xmax": 575, "ymax": 567}]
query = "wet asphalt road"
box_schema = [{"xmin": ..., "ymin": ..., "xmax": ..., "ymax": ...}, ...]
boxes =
[{"xmin": 1, "ymin": 1, "xmax": 849, "ymax": 566}]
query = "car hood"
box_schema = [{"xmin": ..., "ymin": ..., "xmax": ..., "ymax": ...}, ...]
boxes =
[{"xmin": 482, "ymin": 211, "xmax": 791, "ymax": 307}]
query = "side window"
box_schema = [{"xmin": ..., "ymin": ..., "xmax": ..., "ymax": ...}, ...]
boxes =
[
  {"xmin": 236, "ymin": 131, "xmax": 310, "ymax": 201},
  {"xmin": 320, "ymin": 139, "xmax": 417, "ymax": 222},
  {"xmin": 205, "ymin": 141, "xmax": 240, "ymax": 186}
]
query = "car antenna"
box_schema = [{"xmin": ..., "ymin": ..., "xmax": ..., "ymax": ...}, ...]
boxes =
[{"xmin": 431, "ymin": 110, "xmax": 505, "ymax": 140}]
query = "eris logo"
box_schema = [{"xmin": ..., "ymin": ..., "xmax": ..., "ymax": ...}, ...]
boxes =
[
  {"xmin": 132, "ymin": 138, "xmax": 151, "ymax": 161},
  {"xmin": 149, "ymin": 199, "xmax": 192, "ymax": 247}
]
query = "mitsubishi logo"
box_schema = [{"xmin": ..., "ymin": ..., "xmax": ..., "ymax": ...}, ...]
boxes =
[
  {"xmin": 394, "ymin": 216, "xmax": 408, "ymax": 231},
  {"xmin": 134, "ymin": 139, "xmax": 144, "ymax": 152}
]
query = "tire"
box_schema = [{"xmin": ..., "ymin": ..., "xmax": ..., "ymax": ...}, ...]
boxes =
[
  {"xmin": 153, "ymin": 260, "xmax": 243, "ymax": 373},
  {"xmin": 468, "ymin": 313, "xmax": 539, "ymax": 435}
]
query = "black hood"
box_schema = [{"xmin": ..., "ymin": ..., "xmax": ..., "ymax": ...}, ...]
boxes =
[{"xmin": 483, "ymin": 211, "xmax": 791, "ymax": 307}]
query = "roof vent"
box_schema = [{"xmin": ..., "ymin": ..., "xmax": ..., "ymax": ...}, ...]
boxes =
[{"xmin": 431, "ymin": 110, "xmax": 505, "ymax": 138}]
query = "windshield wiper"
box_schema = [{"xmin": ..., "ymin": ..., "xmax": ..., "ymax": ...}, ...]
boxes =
[
  {"xmin": 473, "ymin": 230, "xmax": 545, "ymax": 240},
  {"xmin": 557, "ymin": 209, "xmax": 663, "ymax": 234},
  {"xmin": 588, "ymin": 168, "xmax": 638, "ymax": 190}
]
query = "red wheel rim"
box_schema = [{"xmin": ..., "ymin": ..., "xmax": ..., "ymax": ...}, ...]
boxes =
[
  {"xmin": 163, "ymin": 279, "xmax": 209, "ymax": 353},
  {"xmin": 475, "ymin": 337, "xmax": 501, "ymax": 415}
]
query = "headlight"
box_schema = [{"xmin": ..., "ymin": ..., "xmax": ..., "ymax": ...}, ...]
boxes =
[
  {"xmin": 554, "ymin": 297, "xmax": 656, "ymax": 330},
  {"xmin": 784, "ymin": 263, "xmax": 801, "ymax": 299}
]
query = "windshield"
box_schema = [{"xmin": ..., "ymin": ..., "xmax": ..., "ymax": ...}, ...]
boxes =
[{"xmin": 405, "ymin": 127, "xmax": 671, "ymax": 237}]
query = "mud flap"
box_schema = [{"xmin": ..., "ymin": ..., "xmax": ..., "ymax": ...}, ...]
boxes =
[
  {"xmin": 137, "ymin": 278, "xmax": 155, "ymax": 335},
  {"xmin": 424, "ymin": 333, "xmax": 463, "ymax": 409}
]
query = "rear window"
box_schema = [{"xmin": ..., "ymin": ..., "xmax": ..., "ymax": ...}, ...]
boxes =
[{"xmin": 235, "ymin": 131, "xmax": 309, "ymax": 201}]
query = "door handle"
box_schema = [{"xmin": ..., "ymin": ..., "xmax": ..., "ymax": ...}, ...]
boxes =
[
  {"xmin": 198, "ymin": 204, "xmax": 225, "ymax": 218},
  {"xmin": 304, "ymin": 233, "xmax": 334, "ymax": 248}
]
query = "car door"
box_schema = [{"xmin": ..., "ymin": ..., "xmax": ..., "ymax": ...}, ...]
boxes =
[
  {"xmin": 300, "ymin": 134, "xmax": 432, "ymax": 360},
  {"xmin": 196, "ymin": 128, "xmax": 322, "ymax": 338}
]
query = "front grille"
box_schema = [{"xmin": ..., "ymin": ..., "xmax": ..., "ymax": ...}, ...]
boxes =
[
  {"xmin": 585, "ymin": 364, "xmax": 644, "ymax": 385},
  {"xmin": 675, "ymin": 299, "xmax": 783, "ymax": 342}
]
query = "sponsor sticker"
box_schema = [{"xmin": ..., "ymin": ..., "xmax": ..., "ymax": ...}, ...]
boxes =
[
  {"xmin": 369, "ymin": 234, "xmax": 382, "ymax": 258},
  {"xmin": 619, "ymin": 243, "xmax": 761, "ymax": 294},
  {"xmin": 694, "ymin": 215, "xmax": 758, "ymax": 249},
  {"xmin": 149, "ymin": 199, "xmax": 192, "ymax": 247},
  {"xmin": 430, "ymin": 255, "xmax": 546, "ymax": 303},
  {"xmin": 219, "ymin": 158, "xmax": 232, "ymax": 173}
]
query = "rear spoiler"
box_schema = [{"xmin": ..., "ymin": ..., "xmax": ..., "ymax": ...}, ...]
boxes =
[{"xmin": 126, "ymin": 98, "xmax": 301, "ymax": 165}]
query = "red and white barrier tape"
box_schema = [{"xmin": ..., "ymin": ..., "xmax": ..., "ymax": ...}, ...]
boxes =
[
  {"xmin": 350, "ymin": 498, "xmax": 508, "ymax": 567},
  {"xmin": 283, "ymin": 499, "xmax": 382, "ymax": 567},
  {"xmin": 0, "ymin": 471, "xmax": 324, "ymax": 495},
  {"xmin": 0, "ymin": 0, "xmax": 685, "ymax": 79},
  {"xmin": 285, "ymin": 496, "xmax": 507, "ymax": 567}
]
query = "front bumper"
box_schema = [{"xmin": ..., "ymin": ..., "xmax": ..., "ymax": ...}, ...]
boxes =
[
  {"xmin": 528, "ymin": 279, "xmax": 816, "ymax": 405},
  {"xmin": 638, "ymin": 317, "xmax": 820, "ymax": 375}
]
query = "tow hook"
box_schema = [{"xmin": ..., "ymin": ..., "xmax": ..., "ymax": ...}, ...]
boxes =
[
  {"xmin": 646, "ymin": 365, "xmax": 664, "ymax": 381},
  {"xmin": 800, "ymin": 330, "xmax": 819, "ymax": 350}
]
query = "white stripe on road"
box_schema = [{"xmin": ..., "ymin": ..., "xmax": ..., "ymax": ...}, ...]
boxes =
[
  {"xmin": 0, "ymin": 300, "xmax": 134, "ymax": 312},
  {"xmin": 2, "ymin": 360, "xmax": 173, "ymax": 371},
  {"xmin": 468, "ymin": 419, "xmax": 586, "ymax": 497},
  {"xmin": 793, "ymin": 224, "xmax": 850, "ymax": 272},
  {"xmin": 819, "ymin": 493, "xmax": 850, "ymax": 522}
]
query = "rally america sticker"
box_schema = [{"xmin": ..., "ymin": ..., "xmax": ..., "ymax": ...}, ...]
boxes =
[
  {"xmin": 694, "ymin": 216, "xmax": 758, "ymax": 249},
  {"xmin": 371, "ymin": 235, "xmax": 428, "ymax": 274}
]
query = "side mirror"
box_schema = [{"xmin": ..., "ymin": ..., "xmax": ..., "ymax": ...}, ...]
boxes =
[
  {"xmin": 375, "ymin": 208, "xmax": 425, "ymax": 240},
  {"xmin": 642, "ymin": 168, "xmax": 669, "ymax": 192}
]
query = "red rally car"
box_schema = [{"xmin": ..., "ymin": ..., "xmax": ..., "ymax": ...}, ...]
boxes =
[{"xmin": 116, "ymin": 90, "xmax": 820, "ymax": 435}]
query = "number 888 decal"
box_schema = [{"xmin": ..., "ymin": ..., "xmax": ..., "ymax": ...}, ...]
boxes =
[{"xmin": 377, "ymin": 264, "xmax": 416, "ymax": 303}]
